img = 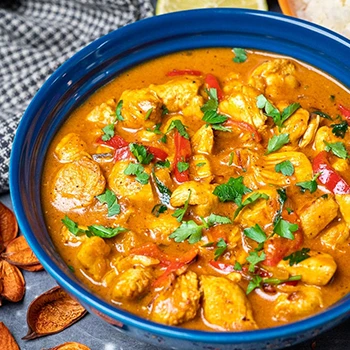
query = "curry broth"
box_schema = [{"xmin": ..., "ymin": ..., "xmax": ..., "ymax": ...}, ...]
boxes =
[{"xmin": 42, "ymin": 48, "xmax": 350, "ymax": 330}]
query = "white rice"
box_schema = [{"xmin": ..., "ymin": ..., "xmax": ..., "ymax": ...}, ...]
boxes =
[{"xmin": 294, "ymin": 0, "xmax": 350, "ymax": 38}]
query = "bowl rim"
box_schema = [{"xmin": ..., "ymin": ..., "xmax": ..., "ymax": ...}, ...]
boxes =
[{"xmin": 9, "ymin": 7, "xmax": 350, "ymax": 345}]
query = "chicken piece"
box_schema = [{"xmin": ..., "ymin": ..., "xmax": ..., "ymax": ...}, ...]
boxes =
[
  {"xmin": 150, "ymin": 77, "xmax": 204, "ymax": 119},
  {"xmin": 54, "ymin": 133, "xmax": 90, "ymax": 163},
  {"xmin": 191, "ymin": 154, "xmax": 214, "ymax": 183},
  {"xmin": 275, "ymin": 103, "xmax": 309, "ymax": 144},
  {"xmin": 299, "ymin": 113, "xmax": 320, "ymax": 148},
  {"xmin": 112, "ymin": 266, "xmax": 153, "ymax": 300},
  {"xmin": 112, "ymin": 255, "xmax": 160, "ymax": 273},
  {"xmin": 60, "ymin": 225, "xmax": 86, "ymax": 246},
  {"xmin": 77, "ymin": 236, "xmax": 110, "ymax": 280},
  {"xmin": 192, "ymin": 124, "xmax": 214, "ymax": 155},
  {"xmin": 222, "ymin": 72, "xmax": 244, "ymax": 95},
  {"xmin": 151, "ymin": 271, "xmax": 200, "ymax": 326},
  {"xmin": 237, "ymin": 188, "xmax": 278, "ymax": 231},
  {"xmin": 274, "ymin": 285, "xmax": 323, "ymax": 322},
  {"xmin": 219, "ymin": 85, "xmax": 267, "ymax": 130},
  {"xmin": 313, "ymin": 126, "xmax": 350, "ymax": 153},
  {"xmin": 118, "ymin": 88, "xmax": 162, "ymax": 129},
  {"xmin": 299, "ymin": 195, "xmax": 339, "ymax": 239},
  {"xmin": 170, "ymin": 181, "xmax": 218, "ymax": 217},
  {"xmin": 335, "ymin": 194, "xmax": 350, "ymax": 227},
  {"xmin": 52, "ymin": 157, "xmax": 106, "ymax": 211},
  {"xmin": 252, "ymin": 151, "xmax": 313, "ymax": 187},
  {"xmin": 200, "ymin": 275, "xmax": 258, "ymax": 331},
  {"xmin": 87, "ymin": 99, "xmax": 116, "ymax": 125},
  {"xmin": 320, "ymin": 219, "xmax": 350, "ymax": 249},
  {"xmin": 278, "ymin": 251, "xmax": 337, "ymax": 286},
  {"xmin": 108, "ymin": 160, "xmax": 154, "ymax": 203},
  {"xmin": 147, "ymin": 213, "xmax": 181, "ymax": 243},
  {"xmin": 249, "ymin": 59, "xmax": 300, "ymax": 98}
]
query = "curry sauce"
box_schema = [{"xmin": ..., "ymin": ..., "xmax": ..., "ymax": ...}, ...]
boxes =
[{"xmin": 41, "ymin": 48, "xmax": 350, "ymax": 330}]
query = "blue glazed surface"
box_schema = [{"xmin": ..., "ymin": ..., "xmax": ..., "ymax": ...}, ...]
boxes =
[{"xmin": 9, "ymin": 8, "xmax": 350, "ymax": 350}]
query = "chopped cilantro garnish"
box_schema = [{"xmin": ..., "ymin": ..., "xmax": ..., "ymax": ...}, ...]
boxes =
[
  {"xmin": 246, "ymin": 275, "xmax": 263, "ymax": 295},
  {"xmin": 152, "ymin": 168, "xmax": 172, "ymax": 205},
  {"xmin": 152, "ymin": 204, "xmax": 168, "ymax": 217},
  {"xmin": 213, "ymin": 176, "xmax": 251, "ymax": 206},
  {"xmin": 196, "ymin": 162, "xmax": 206, "ymax": 167},
  {"xmin": 228, "ymin": 152, "xmax": 234, "ymax": 166},
  {"xmin": 201, "ymin": 88, "xmax": 219, "ymax": 112},
  {"xmin": 155, "ymin": 159, "xmax": 170, "ymax": 169},
  {"xmin": 331, "ymin": 120, "xmax": 348, "ymax": 138},
  {"xmin": 232, "ymin": 48, "xmax": 247, "ymax": 63},
  {"xmin": 214, "ymin": 238, "xmax": 227, "ymax": 260},
  {"xmin": 167, "ymin": 119, "xmax": 189, "ymax": 139},
  {"xmin": 87, "ymin": 225, "xmax": 128, "ymax": 238},
  {"xmin": 96, "ymin": 189, "xmax": 120, "ymax": 217},
  {"xmin": 234, "ymin": 261, "xmax": 242, "ymax": 271},
  {"xmin": 61, "ymin": 215, "xmax": 86, "ymax": 236},
  {"xmin": 283, "ymin": 248, "xmax": 311, "ymax": 266},
  {"xmin": 206, "ymin": 213, "xmax": 232, "ymax": 226},
  {"xmin": 266, "ymin": 134, "xmax": 290, "ymax": 154},
  {"xmin": 169, "ymin": 220, "xmax": 203, "ymax": 244},
  {"xmin": 144, "ymin": 107, "xmax": 153, "ymax": 120},
  {"xmin": 146, "ymin": 123, "xmax": 162, "ymax": 135},
  {"xmin": 159, "ymin": 134, "xmax": 167, "ymax": 143},
  {"xmin": 275, "ymin": 160, "xmax": 295, "ymax": 176},
  {"xmin": 244, "ymin": 224, "xmax": 267, "ymax": 244},
  {"xmin": 234, "ymin": 192, "xmax": 269, "ymax": 218},
  {"xmin": 246, "ymin": 251, "xmax": 266, "ymax": 273},
  {"xmin": 101, "ymin": 123, "xmax": 115, "ymax": 141},
  {"xmin": 296, "ymin": 173, "xmax": 320, "ymax": 194},
  {"xmin": 161, "ymin": 105, "xmax": 169, "ymax": 115},
  {"xmin": 124, "ymin": 163, "xmax": 149, "ymax": 185},
  {"xmin": 324, "ymin": 141, "xmax": 350, "ymax": 159},
  {"xmin": 177, "ymin": 161, "xmax": 190, "ymax": 173},
  {"xmin": 273, "ymin": 218, "xmax": 298, "ymax": 240},
  {"xmin": 129, "ymin": 143, "xmax": 154, "ymax": 165},
  {"xmin": 172, "ymin": 190, "xmax": 191, "ymax": 222},
  {"xmin": 115, "ymin": 100, "xmax": 124, "ymax": 121},
  {"xmin": 263, "ymin": 275, "xmax": 302, "ymax": 285}
]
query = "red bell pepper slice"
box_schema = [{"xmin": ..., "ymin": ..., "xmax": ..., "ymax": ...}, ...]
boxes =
[
  {"xmin": 209, "ymin": 260, "xmax": 236, "ymax": 274},
  {"xmin": 147, "ymin": 146, "xmax": 168, "ymax": 161},
  {"xmin": 339, "ymin": 104, "xmax": 350, "ymax": 124},
  {"xmin": 166, "ymin": 69, "xmax": 202, "ymax": 77},
  {"xmin": 264, "ymin": 210, "xmax": 304, "ymax": 266},
  {"xmin": 204, "ymin": 73, "xmax": 224, "ymax": 102},
  {"xmin": 224, "ymin": 119, "xmax": 262, "ymax": 142},
  {"xmin": 173, "ymin": 130, "xmax": 192, "ymax": 183},
  {"xmin": 97, "ymin": 134, "xmax": 129, "ymax": 149},
  {"xmin": 312, "ymin": 151, "xmax": 350, "ymax": 194}
]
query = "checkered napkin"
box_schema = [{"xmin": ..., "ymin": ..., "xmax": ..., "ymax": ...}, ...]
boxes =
[{"xmin": 0, "ymin": 0, "xmax": 154, "ymax": 194}]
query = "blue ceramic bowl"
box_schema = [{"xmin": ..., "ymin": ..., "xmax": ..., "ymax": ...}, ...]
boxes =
[{"xmin": 9, "ymin": 8, "xmax": 350, "ymax": 350}]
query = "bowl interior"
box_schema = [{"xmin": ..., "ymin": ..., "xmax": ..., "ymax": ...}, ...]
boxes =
[{"xmin": 9, "ymin": 8, "xmax": 350, "ymax": 345}]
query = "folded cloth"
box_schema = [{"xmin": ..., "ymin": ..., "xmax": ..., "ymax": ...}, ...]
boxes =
[{"xmin": 0, "ymin": 0, "xmax": 154, "ymax": 194}]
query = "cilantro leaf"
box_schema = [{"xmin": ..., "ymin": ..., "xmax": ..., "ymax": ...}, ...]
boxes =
[
  {"xmin": 281, "ymin": 103, "xmax": 301, "ymax": 124},
  {"xmin": 167, "ymin": 119, "xmax": 189, "ymax": 139},
  {"xmin": 124, "ymin": 163, "xmax": 149, "ymax": 185},
  {"xmin": 324, "ymin": 141, "xmax": 350, "ymax": 159},
  {"xmin": 213, "ymin": 176, "xmax": 251, "ymax": 206},
  {"xmin": 234, "ymin": 192, "xmax": 269, "ymax": 218},
  {"xmin": 169, "ymin": 220, "xmax": 203, "ymax": 244},
  {"xmin": 283, "ymin": 248, "xmax": 311, "ymax": 266},
  {"xmin": 296, "ymin": 173, "xmax": 320, "ymax": 193},
  {"xmin": 172, "ymin": 190, "xmax": 191, "ymax": 222},
  {"xmin": 115, "ymin": 100, "xmax": 124, "ymax": 121},
  {"xmin": 146, "ymin": 123, "xmax": 162, "ymax": 135},
  {"xmin": 196, "ymin": 162, "xmax": 206, "ymax": 167},
  {"xmin": 244, "ymin": 224, "xmax": 267, "ymax": 244},
  {"xmin": 234, "ymin": 261, "xmax": 242, "ymax": 271},
  {"xmin": 246, "ymin": 251, "xmax": 266, "ymax": 273},
  {"xmin": 206, "ymin": 213, "xmax": 232, "ymax": 226},
  {"xmin": 161, "ymin": 105, "xmax": 169, "ymax": 115},
  {"xmin": 263, "ymin": 275, "xmax": 302, "ymax": 285},
  {"xmin": 214, "ymin": 238, "xmax": 227, "ymax": 260},
  {"xmin": 246, "ymin": 275, "xmax": 263, "ymax": 295},
  {"xmin": 152, "ymin": 204, "xmax": 168, "ymax": 217},
  {"xmin": 129, "ymin": 143, "xmax": 154, "ymax": 165},
  {"xmin": 331, "ymin": 120, "xmax": 348, "ymax": 138},
  {"xmin": 155, "ymin": 159, "xmax": 170, "ymax": 169},
  {"xmin": 177, "ymin": 161, "xmax": 190, "ymax": 173},
  {"xmin": 266, "ymin": 134, "xmax": 290, "ymax": 154},
  {"xmin": 101, "ymin": 124, "xmax": 115, "ymax": 141},
  {"xmin": 232, "ymin": 48, "xmax": 247, "ymax": 63},
  {"xmin": 201, "ymin": 88, "xmax": 219, "ymax": 112},
  {"xmin": 275, "ymin": 160, "xmax": 295, "ymax": 176},
  {"xmin": 273, "ymin": 218, "xmax": 298, "ymax": 240},
  {"xmin": 313, "ymin": 110, "xmax": 332, "ymax": 121},
  {"xmin": 202, "ymin": 110, "xmax": 228, "ymax": 124},
  {"xmin": 144, "ymin": 107, "xmax": 153, "ymax": 120},
  {"xmin": 61, "ymin": 216, "xmax": 86, "ymax": 236},
  {"xmin": 87, "ymin": 225, "xmax": 128, "ymax": 238},
  {"xmin": 96, "ymin": 189, "xmax": 120, "ymax": 217},
  {"xmin": 211, "ymin": 124, "xmax": 231, "ymax": 132},
  {"xmin": 152, "ymin": 168, "xmax": 172, "ymax": 206}
]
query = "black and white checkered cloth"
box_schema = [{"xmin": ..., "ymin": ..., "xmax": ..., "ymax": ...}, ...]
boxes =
[{"xmin": 0, "ymin": 0, "xmax": 154, "ymax": 193}]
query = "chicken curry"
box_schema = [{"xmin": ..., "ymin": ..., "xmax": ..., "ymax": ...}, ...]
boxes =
[{"xmin": 42, "ymin": 48, "xmax": 350, "ymax": 331}]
